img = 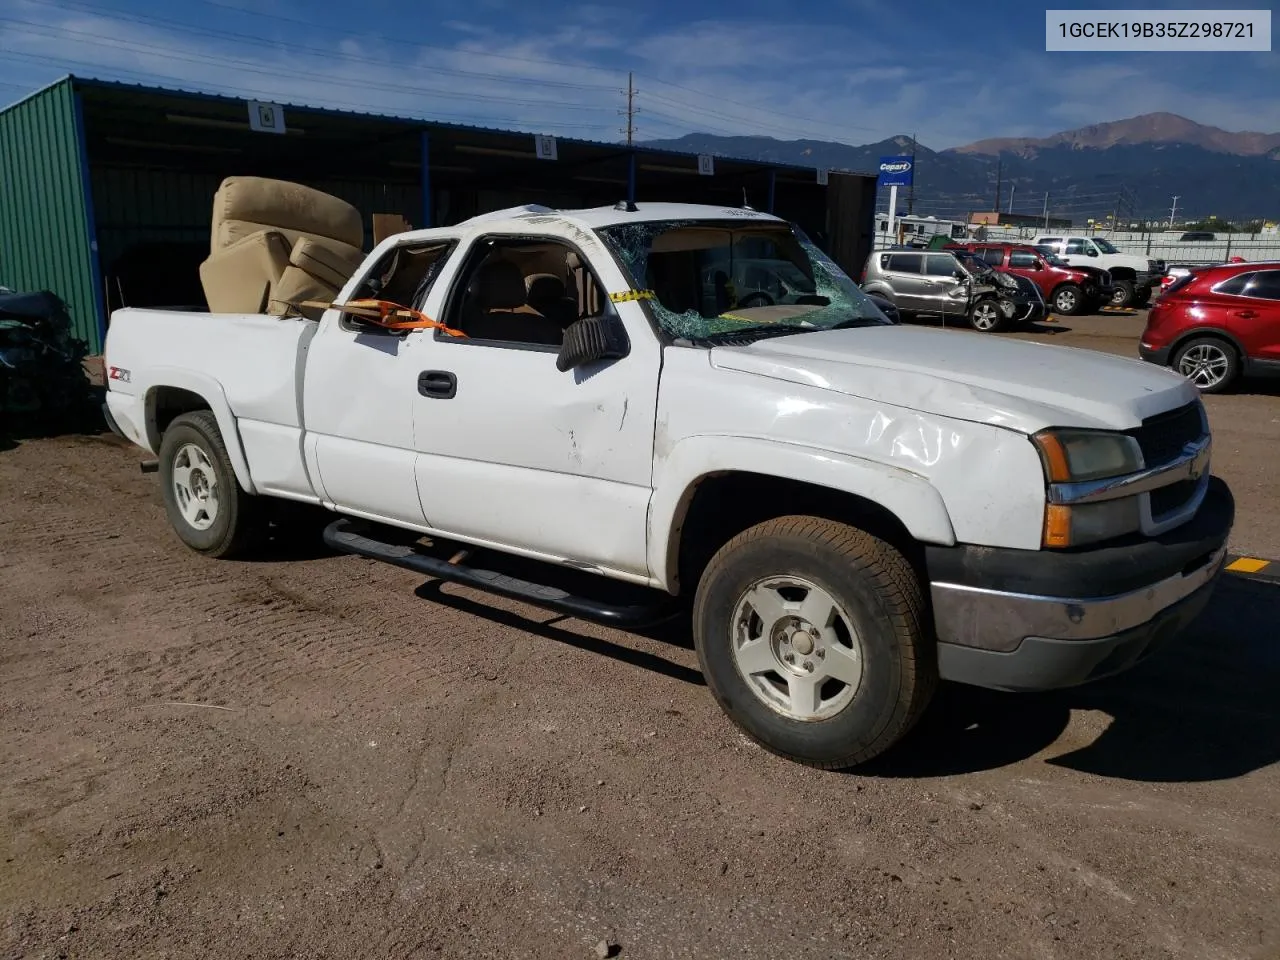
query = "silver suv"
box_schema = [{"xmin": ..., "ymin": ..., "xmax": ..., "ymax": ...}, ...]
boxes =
[{"xmin": 860, "ymin": 249, "xmax": 1045, "ymax": 332}]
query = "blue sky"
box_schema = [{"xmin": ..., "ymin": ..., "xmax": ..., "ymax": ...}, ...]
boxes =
[{"xmin": 0, "ymin": 0, "xmax": 1276, "ymax": 149}]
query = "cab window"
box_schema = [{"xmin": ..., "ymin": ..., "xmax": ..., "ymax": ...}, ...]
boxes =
[{"xmin": 925, "ymin": 255, "xmax": 958, "ymax": 277}]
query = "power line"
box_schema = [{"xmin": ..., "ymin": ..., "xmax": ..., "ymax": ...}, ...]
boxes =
[
  {"xmin": 1, "ymin": 51, "xmax": 616, "ymax": 130},
  {"xmin": 0, "ymin": 18, "xmax": 619, "ymax": 114},
  {"xmin": 10, "ymin": 0, "xmax": 616, "ymax": 93}
]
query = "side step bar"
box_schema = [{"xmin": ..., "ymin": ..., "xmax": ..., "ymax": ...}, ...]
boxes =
[{"xmin": 323, "ymin": 518, "xmax": 679, "ymax": 630}]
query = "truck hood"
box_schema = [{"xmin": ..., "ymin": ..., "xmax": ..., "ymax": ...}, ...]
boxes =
[{"xmin": 709, "ymin": 325, "xmax": 1197, "ymax": 434}]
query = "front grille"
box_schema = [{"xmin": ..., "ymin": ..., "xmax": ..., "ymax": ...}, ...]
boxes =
[
  {"xmin": 1127, "ymin": 402, "xmax": 1205, "ymax": 467},
  {"xmin": 1149, "ymin": 478, "xmax": 1198, "ymax": 518}
]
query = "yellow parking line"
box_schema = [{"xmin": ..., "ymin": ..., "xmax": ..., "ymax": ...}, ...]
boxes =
[{"xmin": 1226, "ymin": 557, "xmax": 1271, "ymax": 574}]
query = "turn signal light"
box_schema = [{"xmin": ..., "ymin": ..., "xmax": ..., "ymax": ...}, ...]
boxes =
[{"xmin": 1043, "ymin": 504, "xmax": 1073, "ymax": 548}]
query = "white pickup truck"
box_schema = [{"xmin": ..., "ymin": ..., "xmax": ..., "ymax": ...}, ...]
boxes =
[{"xmin": 102, "ymin": 202, "xmax": 1233, "ymax": 769}]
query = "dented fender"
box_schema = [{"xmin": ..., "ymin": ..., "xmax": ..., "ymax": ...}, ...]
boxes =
[{"xmin": 646, "ymin": 435, "xmax": 957, "ymax": 593}]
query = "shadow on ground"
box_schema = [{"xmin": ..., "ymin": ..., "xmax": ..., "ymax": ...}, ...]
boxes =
[
  {"xmin": 397, "ymin": 539, "xmax": 1279, "ymax": 784},
  {"xmin": 864, "ymin": 574, "xmax": 1280, "ymax": 783}
]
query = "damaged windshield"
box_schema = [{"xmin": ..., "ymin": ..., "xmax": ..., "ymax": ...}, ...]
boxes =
[{"xmin": 595, "ymin": 219, "xmax": 889, "ymax": 342}]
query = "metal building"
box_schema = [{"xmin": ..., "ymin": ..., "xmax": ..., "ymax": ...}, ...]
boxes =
[{"xmin": 0, "ymin": 75, "xmax": 878, "ymax": 353}]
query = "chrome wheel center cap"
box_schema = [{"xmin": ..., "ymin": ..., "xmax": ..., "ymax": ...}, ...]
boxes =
[{"xmin": 792, "ymin": 631, "xmax": 815, "ymax": 656}]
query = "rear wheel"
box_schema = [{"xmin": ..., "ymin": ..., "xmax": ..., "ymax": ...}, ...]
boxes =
[
  {"xmin": 1173, "ymin": 337, "xmax": 1239, "ymax": 394},
  {"xmin": 158, "ymin": 410, "xmax": 262, "ymax": 558},
  {"xmin": 692, "ymin": 516, "xmax": 937, "ymax": 769}
]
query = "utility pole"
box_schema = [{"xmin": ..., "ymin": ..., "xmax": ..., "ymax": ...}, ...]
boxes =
[
  {"xmin": 994, "ymin": 158, "xmax": 1002, "ymax": 212},
  {"xmin": 1008, "ymin": 183, "xmax": 1016, "ymax": 214},
  {"xmin": 622, "ymin": 72, "xmax": 636, "ymax": 145},
  {"xmin": 1042, "ymin": 191, "xmax": 1049, "ymax": 230},
  {"xmin": 1168, "ymin": 195, "xmax": 1179, "ymax": 228}
]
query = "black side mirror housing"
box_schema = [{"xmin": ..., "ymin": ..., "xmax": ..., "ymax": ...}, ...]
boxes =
[{"xmin": 556, "ymin": 311, "xmax": 630, "ymax": 372}]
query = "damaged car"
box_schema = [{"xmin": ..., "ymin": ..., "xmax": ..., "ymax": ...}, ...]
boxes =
[{"xmin": 860, "ymin": 248, "xmax": 1046, "ymax": 332}]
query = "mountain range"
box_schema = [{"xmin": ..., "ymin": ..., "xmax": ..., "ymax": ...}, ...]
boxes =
[{"xmin": 643, "ymin": 113, "xmax": 1280, "ymax": 224}]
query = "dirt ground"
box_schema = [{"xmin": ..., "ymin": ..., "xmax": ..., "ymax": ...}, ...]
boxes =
[{"xmin": 2, "ymin": 321, "xmax": 1279, "ymax": 960}]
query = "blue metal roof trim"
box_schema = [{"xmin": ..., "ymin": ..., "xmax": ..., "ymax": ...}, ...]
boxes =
[{"xmin": 66, "ymin": 74, "xmax": 834, "ymax": 176}]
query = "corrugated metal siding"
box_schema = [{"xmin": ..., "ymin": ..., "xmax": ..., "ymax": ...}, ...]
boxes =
[
  {"xmin": 0, "ymin": 79, "xmax": 100, "ymax": 351},
  {"xmin": 91, "ymin": 168, "xmax": 421, "ymax": 308},
  {"xmin": 92, "ymin": 169, "xmax": 422, "ymax": 259}
]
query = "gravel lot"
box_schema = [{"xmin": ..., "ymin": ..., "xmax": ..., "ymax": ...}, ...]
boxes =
[{"xmin": 2, "ymin": 316, "xmax": 1278, "ymax": 960}]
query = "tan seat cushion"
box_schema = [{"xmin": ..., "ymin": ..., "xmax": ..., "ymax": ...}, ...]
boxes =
[
  {"xmin": 198, "ymin": 231, "xmax": 290, "ymax": 314},
  {"xmin": 210, "ymin": 176, "xmax": 363, "ymax": 253},
  {"xmin": 289, "ymin": 235, "xmax": 364, "ymax": 290}
]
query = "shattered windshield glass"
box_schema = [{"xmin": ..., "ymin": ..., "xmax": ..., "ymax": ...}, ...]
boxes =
[{"xmin": 594, "ymin": 219, "xmax": 890, "ymax": 342}]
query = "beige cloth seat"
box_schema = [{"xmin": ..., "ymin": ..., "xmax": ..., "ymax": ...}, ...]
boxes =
[{"xmin": 198, "ymin": 176, "xmax": 365, "ymax": 317}]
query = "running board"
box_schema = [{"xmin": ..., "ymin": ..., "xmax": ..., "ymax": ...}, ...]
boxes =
[{"xmin": 323, "ymin": 518, "xmax": 679, "ymax": 630}]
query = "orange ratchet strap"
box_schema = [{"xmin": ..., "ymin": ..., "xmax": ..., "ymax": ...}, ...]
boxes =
[{"xmin": 318, "ymin": 298, "xmax": 469, "ymax": 337}]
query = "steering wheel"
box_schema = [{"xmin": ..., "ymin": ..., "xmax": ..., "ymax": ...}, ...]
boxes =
[{"xmin": 737, "ymin": 291, "xmax": 775, "ymax": 308}]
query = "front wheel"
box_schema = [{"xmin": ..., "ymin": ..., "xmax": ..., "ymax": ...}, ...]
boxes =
[
  {"xmin": 692, "ymin": 516, "xmax": 937, "ymax": 769},
  {"xmin": 968, "ymin": 297, "xmax": 1005, "ymax": 332},
  {"xmin": 158, "ymin": 410, "xmax": 262, "ymax": 558},
  {"xmin": 1051, "ymin": 283, "xmax": 1084, "ymax": 316},
  {"xmin": 1110, "ymin": 279, "xmax": 1136, "ymax": 308}
]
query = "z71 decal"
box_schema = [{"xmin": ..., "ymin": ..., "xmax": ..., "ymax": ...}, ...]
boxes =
[{"xmin": 108, "ymin": 366, "xmax": 131, "ymax": 383}]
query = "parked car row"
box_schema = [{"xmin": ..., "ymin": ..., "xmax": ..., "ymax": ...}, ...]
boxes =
[
  {"xmin": 856, "ymin": 240, "xmax": 1275, "ymax": 397},
  {"xmin": 859, "ymin": 246, "xmax": 1048, "ymax": 333}
]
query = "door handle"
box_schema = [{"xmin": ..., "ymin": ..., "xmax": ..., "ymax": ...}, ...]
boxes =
[
  {"xmin": 1234, "ymin": 310, "xmax": 1257, "ymax": 319},
  {"xmin": 418, "ymin": 370, "xmax": 457, "ymax": 399}
]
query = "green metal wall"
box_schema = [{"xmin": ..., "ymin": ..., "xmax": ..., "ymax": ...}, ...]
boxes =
[{"xmin": 0, "ymin": 79, "xmax": 102, "ymax": 352}]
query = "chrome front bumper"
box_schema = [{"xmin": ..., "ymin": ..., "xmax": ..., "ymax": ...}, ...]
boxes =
[
  {"xmin": 930, "ymin": 543, "xmax": 1227, "ymax": 654},
  {"xmin": 925, "ymin": 475, "xmax": 1234, "ymax": 692}
]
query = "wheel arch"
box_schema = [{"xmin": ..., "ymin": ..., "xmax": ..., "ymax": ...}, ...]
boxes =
[
  {"xmin": 143, "ymin": 370, "xmax": 256, "ymax": 494},
  {"xmin": 1168, "ymin": 327, "xmax": 1246, "ymax": 362},
  {"xmin": 648, "ymin": 437, "xmax": 956, "ymax": 595}
]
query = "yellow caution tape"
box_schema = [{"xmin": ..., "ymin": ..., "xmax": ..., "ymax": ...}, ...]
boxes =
[{"xmin": 609, "ymin": 289, "xmax": 656, "ymax": 303}]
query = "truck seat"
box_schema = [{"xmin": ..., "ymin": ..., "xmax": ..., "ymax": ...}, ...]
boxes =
[
  {"xmin": 198, "ymin": 176, "xmax": 366, "ymax": 317},
  {"xmin": 525, "ymin": 273, "xmax": 579, "ymax": 328},
  {"xmin": 464, "ymin": 260, "xmax": 564, "ymax": 345}
]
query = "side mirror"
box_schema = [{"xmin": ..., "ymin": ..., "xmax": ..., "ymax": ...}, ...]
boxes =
[
  {"xmin": 1087, "ymin": 249, "xmax": 1098, "ymax": 257},
  {"xmin": 954, "ymin": 269, "xmax": 967, "ymax": 281},
  {"xmin": 556, "ymin": 312, "xmax": 630, "ymax": 372}
]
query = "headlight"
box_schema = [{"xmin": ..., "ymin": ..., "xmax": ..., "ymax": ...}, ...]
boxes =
[
  {"xmin": 1032, "ymin": 429, "xmax": 1143, "ymax": 483},
  {"xmin": 993, "ymin": 272, "xmax": 1018, "ymax": 290},
  {"xmin": 1032, "ymin": 429, "xmax": 1145, "ymax": 548}
]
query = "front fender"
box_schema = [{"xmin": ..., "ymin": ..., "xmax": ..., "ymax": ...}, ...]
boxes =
[
  {"xmin": 141, "ymin": 367, "xmax": 256, "ymax": 494},
  {"xmin": 647, "ymin": 435, "xmax": 957, "ymax": 593}
]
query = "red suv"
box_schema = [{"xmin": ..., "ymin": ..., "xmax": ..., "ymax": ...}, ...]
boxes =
[
  {"xmin": 1140, "ymin": 261, "xmax": 1280, "ymax": 393},
  {"xmin": 947, "ymin": 242, "xmax": 1114, "ymax": 315}
]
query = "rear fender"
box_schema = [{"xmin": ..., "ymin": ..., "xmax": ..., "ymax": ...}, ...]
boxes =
[{"xmin": 142, "ymin": 368, "xmax": 256, "ymax": 494}]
